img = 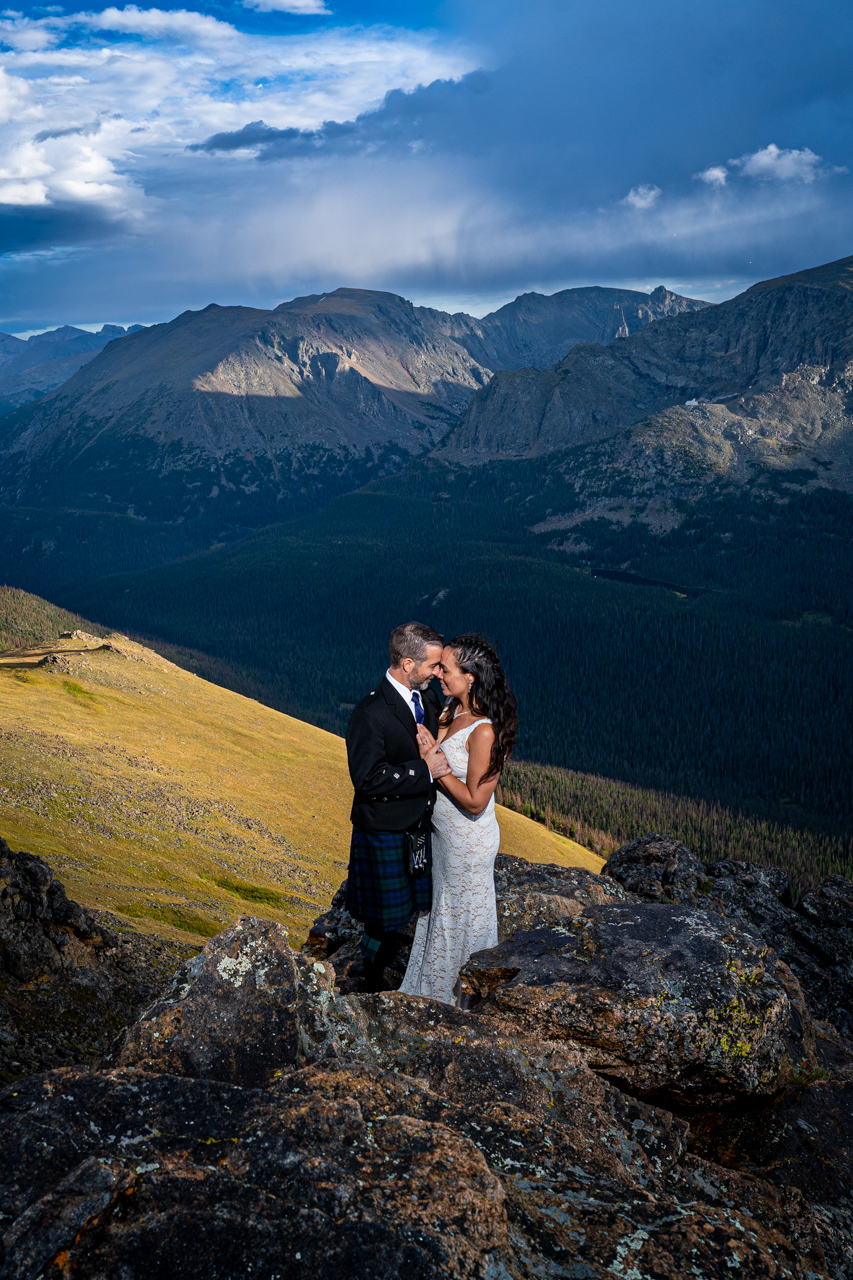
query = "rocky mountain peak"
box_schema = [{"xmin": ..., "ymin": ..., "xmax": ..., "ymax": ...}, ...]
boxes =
[
  {"xmin": 745, "ymin": 252, "xmax": 853, "ymax": 296},
  {"xmin": 0, "ymin": 281, "xmax": 711, "ymax": 549},
  {"xmin": 439, "ymin": 252, "xmax": 853, "ymax": 490}
]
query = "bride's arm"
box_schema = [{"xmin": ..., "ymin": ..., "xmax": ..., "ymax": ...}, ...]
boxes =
[{"xmin": 437, "ymin": 723, "xmax": 499, "ymax": 814}]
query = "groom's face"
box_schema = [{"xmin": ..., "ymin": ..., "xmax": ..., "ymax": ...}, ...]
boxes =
[{"xmin": 404, "ymin": 644, "xmax": 444, "ymax": 690}]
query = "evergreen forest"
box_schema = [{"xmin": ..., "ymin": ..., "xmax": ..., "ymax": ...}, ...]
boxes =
[{"xmin": 62, "ymin": 469, "xmax": 852, "ymax": 887}]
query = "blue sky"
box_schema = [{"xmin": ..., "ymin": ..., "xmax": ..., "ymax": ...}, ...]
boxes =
[{"xmin": 1, "ymin": 0, "xmax": 852, "ymax": 329}]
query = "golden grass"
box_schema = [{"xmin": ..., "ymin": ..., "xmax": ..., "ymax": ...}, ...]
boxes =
[{"xmin": 0, "ymin": 632, "xmax": 603, "ymax": 946}]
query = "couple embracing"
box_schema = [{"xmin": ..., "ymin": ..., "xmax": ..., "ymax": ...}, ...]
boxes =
[{"xmin": 345, "ymin": 621, "xmax": 518, "ymax": 1005}]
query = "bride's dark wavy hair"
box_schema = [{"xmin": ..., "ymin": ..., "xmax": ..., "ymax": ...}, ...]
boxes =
[{"xmin": 440, "ymin": 632, "xmax": 519, "ymax": 784}]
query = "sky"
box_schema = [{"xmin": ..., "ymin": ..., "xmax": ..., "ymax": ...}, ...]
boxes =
[{"xmin": 1, "ymin": 0, "xmax": 852, "ymax": 329}]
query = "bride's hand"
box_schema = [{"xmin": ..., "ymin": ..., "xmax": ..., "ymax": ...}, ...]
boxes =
[{"xmin": 416, "ymin": 726, "xmax": 436, "ymax": 759}]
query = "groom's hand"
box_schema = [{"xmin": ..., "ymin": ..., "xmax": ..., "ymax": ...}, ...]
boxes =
[
  {"xmin": 425, "ymin": 746, "xmax": 450, "ymax": 779},
  {"xmin": 416, "ymin": 726, "xmax": 436, "ymax": 758}
]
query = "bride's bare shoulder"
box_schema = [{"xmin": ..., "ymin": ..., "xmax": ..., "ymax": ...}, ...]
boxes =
[{"xmin": 465, "ymin": 719, "xmax": 495, "ymax": 751}]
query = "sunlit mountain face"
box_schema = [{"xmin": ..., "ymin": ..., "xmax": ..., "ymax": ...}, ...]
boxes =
[{"xmin": 1, "ymin": 0, "xmax": 852, "ymax": 330}]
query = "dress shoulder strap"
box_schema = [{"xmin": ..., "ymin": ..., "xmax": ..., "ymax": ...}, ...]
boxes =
[{"xmin": 460, "ymin": 717, "xmax": 491, "ymax": 739}]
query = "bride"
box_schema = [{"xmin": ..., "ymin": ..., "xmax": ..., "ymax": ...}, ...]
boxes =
[{"xmin": 398, "ymin": 633, "xmax": 518, "ymax": 1007}]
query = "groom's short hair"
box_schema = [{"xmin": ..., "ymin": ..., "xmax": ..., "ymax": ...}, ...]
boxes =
[{"xmin": 389, "ymin": 621, "xmax": 445, "ymax": 667}]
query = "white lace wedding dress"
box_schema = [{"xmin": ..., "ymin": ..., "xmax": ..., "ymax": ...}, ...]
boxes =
[{"xmin": 398, "ymin": 719, "xmax": 500, "ymax": 1005}]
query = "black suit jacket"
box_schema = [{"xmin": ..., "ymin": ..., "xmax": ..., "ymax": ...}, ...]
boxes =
[{"xmin": 346, "ymin": 677, "xmax": 441, "ymax": 832}]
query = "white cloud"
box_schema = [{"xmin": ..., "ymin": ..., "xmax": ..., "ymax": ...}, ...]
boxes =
[
  {"xmin": 84, "ymin": 6, "xmax": 237, "ymax": 44},
  {"xmin": 0, "ymin": 9, "xmax": 475, "ymax": 230},
  {"xmin": 695, "ymin": 164, "xmax": 727, "ymax": 186},
  {"xmin": 243, "ymin": 0, "xmax": 331, "ymax": 13},
  {"xmin": 0, "ymin": 177, "xmax": 47, "ymax": 203},
  {"xmin": 622, "ymin": 183, "xmax": 661, "ymax": 209},
  {"xmin": 729, "ymin": 143, "xmax": 823, "ymax": 183},
  {"xmin": 0, "ymin": 65, "xmax": 28, "ymax": 123}
]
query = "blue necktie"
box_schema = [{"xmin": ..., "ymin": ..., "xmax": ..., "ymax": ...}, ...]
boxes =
[{"xmin": 411, "ymin": 691, "xmax": 425, "ymax": 724}]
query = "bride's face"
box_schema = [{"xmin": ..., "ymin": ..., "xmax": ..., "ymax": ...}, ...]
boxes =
[{"xmin": 439, "ymin": 647, "xmax": 471, "ymax": 702}]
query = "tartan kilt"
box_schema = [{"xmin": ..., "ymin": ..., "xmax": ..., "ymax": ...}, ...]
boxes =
[{"xmin": 345, "ymin": 826, "xmax": 432, "ymax": 932}]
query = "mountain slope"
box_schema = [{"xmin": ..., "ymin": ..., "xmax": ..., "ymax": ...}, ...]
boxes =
[
  {"xmin": 0, "ymin": 290, "xmax": 493, "ymax": 535},
  {"xmin": 0, "ymin": 324, "xmax": 144, "ymax": 414},
  {"xmin": 0, "ymin": 284, "xmax": 707, "ymax": 593},
  {"xmin": 0, "ymin": 596, "xmax": 600, "ymax": 946},
  {"xmin": 441, "ymin": 255, "xmax": 853, "ymax": 492},
  {"xmin": 432, "ymin": 284, "xmax": 709, "ymax": 371}
]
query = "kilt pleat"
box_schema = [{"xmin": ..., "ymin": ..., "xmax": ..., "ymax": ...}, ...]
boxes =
[{"xmin": 345, "ymin": 827, "xmax": 432, "ymax": 932}]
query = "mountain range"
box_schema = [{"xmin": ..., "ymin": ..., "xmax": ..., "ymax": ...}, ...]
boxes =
[
  {"xmin": 0, "ymin": 284, "xmax": 707, "ymax": 579},
  {"xmin": 0, "ymin": 256, "xmax": 850, "ymax": 853},
  {"xmin": 0, "ymin": 323, "xmax": 144, "ymax": 415},
  {"xmin": 432, "ymin": 256, "xmax": 853, "ymax": 535}
]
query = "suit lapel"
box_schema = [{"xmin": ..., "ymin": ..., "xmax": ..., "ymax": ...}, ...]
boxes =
[
  {"xmin": 425, "ymin": 690, "xmax": 439, "ymax": 735},
  {"xmin": 382, "ymin": 677, "xmax": 418, "ymax": 743}
]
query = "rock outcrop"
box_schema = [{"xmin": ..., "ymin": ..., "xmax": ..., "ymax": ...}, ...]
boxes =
[
  {"xmin": 0, "ymin": 837, "xmax": 194, "ymax": 1083},
  {"xmin": 605, "ymin": 833, "xmax": 853, "ymax": 1037},
  {"xmin": 3, "ymin": 1056, "xmax": 829, "ymax": 1280},
  {"xmin": 461, "ymin": 903, "xmax": 819, "ymax": 1105},
  {"xmin": 1, "ymin": 843, "xmax": 851, "ymax": 1278},
  {"xmin": 106, "ymin": 916, "xmax": 367, "ymax": 1085}
]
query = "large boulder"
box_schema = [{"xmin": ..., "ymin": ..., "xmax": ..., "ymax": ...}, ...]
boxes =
[
  {"xmin": 603, "ymin": 832, "xmax": 709, "ymax": 903},
  {"xmin": 0, "ymin": 838, "xmax": 192, "ymax": 1083},
  {"xmin": 107, "ymin": 915, "xmax": 371, "ymax": 1086},
  {"xmin": 461, "ymin": 902, "xmax": 819, "ymax": 1106},
  {"xmin": 493, "ymin": 853, "xmax": 633, "ymax": 939},
  {"xmin": 605, "ymin": 838, "xmax": 853, "ymax": 1038}
]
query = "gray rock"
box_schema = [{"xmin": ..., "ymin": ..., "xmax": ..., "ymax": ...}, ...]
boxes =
[
  {"xmin": 0, "ymin": 1062, "xmax": 830, "ymax": 1280},
  {"xmin": 493, "ymin": 851, "xmax": 633, "ymax": 938},
  {"xmin": 604, "ymin": 832, "xmax": 708, "ymax": 903},
  {"xmin": 802, "ymin": 873, "xmax": 853, "ymax": 929},
  {"xmin": 604, "ymin": 838, "xmax": 853, "ymax": 1040},
  {"xmin": 704, "ymin": 863, "xmax": 853, "ymax": 1038},
  {"xmin": 0, "ymin": 837, "xmax": 192, "ymax": 1082},
  {"xmin": 107, "ymin": 915, "xmax": 370, "ymax": 1085},
  {"xmin": 462, "ymin": 902, "xmax": 820, "ymax": 1106}
]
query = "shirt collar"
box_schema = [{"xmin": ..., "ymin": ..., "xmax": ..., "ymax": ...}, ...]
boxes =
[{"xmin": 386, "ymin": 668, "xmax": 415, "ymax": 709}]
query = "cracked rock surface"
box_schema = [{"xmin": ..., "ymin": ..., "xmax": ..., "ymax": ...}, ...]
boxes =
[
  {"xmin": 1, "ymin": 844, "xmax": 851, "ymax": 1278},
  {"xmin": 605, "ymin": 833, "xmax": 853, "ymax": 1037}
]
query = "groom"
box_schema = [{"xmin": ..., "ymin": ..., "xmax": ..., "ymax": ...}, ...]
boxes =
[{"xmin": 345, "ymin": 621, "xmax": 449, "ymax": 991}]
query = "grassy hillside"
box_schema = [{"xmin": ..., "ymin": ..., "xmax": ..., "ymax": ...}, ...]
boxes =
[{"xmin": 0, "ymin": 615, "xmax": 600, "ymax": 946}]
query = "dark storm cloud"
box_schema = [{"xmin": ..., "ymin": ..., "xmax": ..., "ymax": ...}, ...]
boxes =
[
  {"xmin": 185, "ymin": 0, "xmax": 853, "ymax": 291},
  {"xmin": 0, "ymin": 202, "xmax": 122, "ymax": 257}
]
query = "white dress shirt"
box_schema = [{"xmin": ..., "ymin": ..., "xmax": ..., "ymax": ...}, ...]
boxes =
[{"xmin": 385, "ymin": 668, "xmax": 422, "ymax": 721}]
